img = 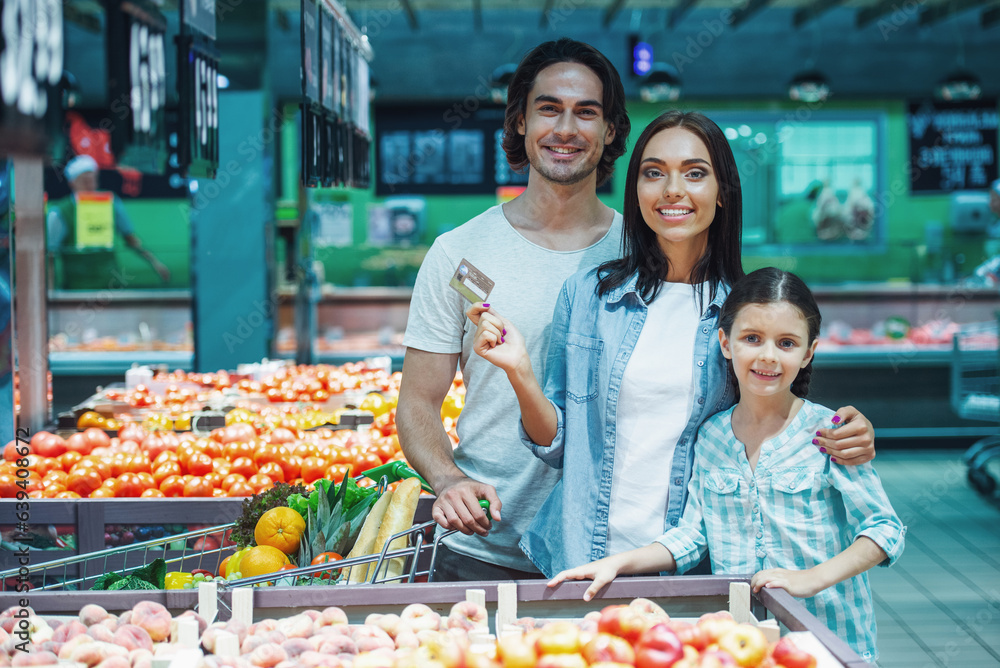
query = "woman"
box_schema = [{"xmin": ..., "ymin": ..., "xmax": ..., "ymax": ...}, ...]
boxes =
[{"xmin": 470, "ymin": 110, "xmax": 875, "ymax": 577}]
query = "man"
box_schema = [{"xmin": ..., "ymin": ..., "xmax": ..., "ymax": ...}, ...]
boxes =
[
  {"xmin": 399, "ymin": 38, "xmax": 630, "ymax": 580},
  {"xmin": 47, "ymin": 154, "xmax": 170, "ymax": 289}
]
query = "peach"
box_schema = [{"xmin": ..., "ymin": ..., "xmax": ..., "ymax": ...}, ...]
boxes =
[
  {"xmin": 130, "ymin": 603, "xmax": 171, "ymax": 643},
  {"xmin": 280, "ymin": 637, "xmax": 313, "ymax": 658},
  {"xmin": 315, "ymin": 634, "xmax": 357, "ymax": 655},
  {"xmin": 263, "ymin": 630, "xmax": 287, "ymax": 646},
  {"xmin": 116, "ymin": 611, "xmax": 131, "ymax": 627},
  {"xmin": 399, "ymin": 604, "xmax": 441, "ymax": 633},
  {"xmin": 87, "ymin": 623, "xmax": 115, "ymax": 642},
  {"xmin": 366, "ymin": 613, "xmax": 410, "ymax": 639},
  {"xmin": 298, "ymin": 651, "xmax": 348, "ymax": 668},
  {"xmin": 128, "ymin": 648, "xmax": 153, "ymax": 666},
  {"xmin": 79, "ymin": 604, "xmax": 110, "ymax": 627},
  {"xmin": 201, "ymin": 622, "xmax": 229, "ymax": 653},
  {"xmin": 276, "ymin": 614, "xmax": 313, "ymax": 639},
  {"xmin": 351, "ymin": 648, "xmax": 396, "ymax": 668},
  {"xmin": 58, "ymin": 634, "xmax": 94, "ymax": 659},
  {"xmin": 241, "ymin": 635, "xmax": 267, "ymax": 655},
  {"xmin": 0, "ymin": 627, "xmax": 8, "ymax": 644},
  {"xmin": 302, "ymin": 610, "xmax": 321, "ymax": 622},
  {"xmin": 68, "ymin": 640, "xmax": 127, "ymax": 666},
  {"xmin": 249, "ymin": 619, "xmax": 278, "ymax": 636},
  {"xmin": 394, "ymin": 630, "xmax": 420, "ymax": 650},
  {"xmin": 316, "ymin": 623, "xmax": 351, "ymax": 637},
  {"xmin": 318, "ymin": 607, "xmax": 348, "ymax": 627},
  {"xmin": 38, "ymin": 640, "xmax": 62, "ymax": 655},
  {"xmin": 53, "ymin": 619, "xmax": 88, "ymax": 643},
  {"xmin": 114, "ymin": 624, "xmax": 153, "ymax": 652},
  {"xmin": 94, "ymin": 656, "xmax": 131, "ymax": 668},
  {"xmin": 99, "ymin": 617, "xmax": 119, "ymax": 632},
  {"xmin": 446, "ymin": 601, "xmax": 488, "ymax": 631},
  {"xmin": 247, "ymin": 643, "xmax": 288, "ymax": 667},
  {"xmin": 225, "ymin": 620, "xmax": 249, "ymax": 645},
  {"xmin": 629, "ymin": 597, "xmax": 668, "ymax": 622},
  {"xmin": 11, "ymin": 651, "xmax": 59, "ymax": 666}
]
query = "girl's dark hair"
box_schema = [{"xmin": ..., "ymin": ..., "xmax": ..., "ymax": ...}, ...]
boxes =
[
  {"xmin": 502, "ymin": 38, "xmax": 630, "ymax": 187},
  {"xmin": 596, "ymin": 110, "xmax": 744, "ymax": 308},
  {"xmin": 718, "ymin": 267, "xmax": 822, "ymax": 398}
]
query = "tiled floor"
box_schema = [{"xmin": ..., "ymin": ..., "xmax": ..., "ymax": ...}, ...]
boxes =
[{"xmin": 870, "ymin": 450, "xmax": 1000, "ymax": 667}]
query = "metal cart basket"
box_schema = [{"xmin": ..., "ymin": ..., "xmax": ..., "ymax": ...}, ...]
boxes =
[{"xmin": 950, "ymin": 318, "xmax": 1000, "ymax": 498}]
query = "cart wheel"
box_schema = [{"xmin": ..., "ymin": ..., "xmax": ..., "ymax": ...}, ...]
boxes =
[{"xmin": 968, "ymin": 467, "xmax": 997, "ymax": 497}]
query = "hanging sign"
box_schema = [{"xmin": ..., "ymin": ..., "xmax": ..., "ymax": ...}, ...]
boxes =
[
  {"xmin": 75, "ymin": 192, "xmax": 115, "ymax": 249},
  {"xmin": 908, "ymin": 98, "xmax": 999, "ymax": 193}
]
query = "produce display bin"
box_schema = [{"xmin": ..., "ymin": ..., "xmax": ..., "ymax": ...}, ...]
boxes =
[{"xmin": 10, "ymin": 576, "xmax": 867, "ymax": 667}]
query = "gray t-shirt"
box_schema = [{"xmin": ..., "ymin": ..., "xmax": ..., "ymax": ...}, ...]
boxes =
[{"xmin": 403, "ymin": 204, "xmax": 623, "ymax": 570}]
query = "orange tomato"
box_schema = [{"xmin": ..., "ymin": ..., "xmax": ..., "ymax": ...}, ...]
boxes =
[
  {"xmin": 89, "ymin": 487, "xmax": 115, "ymax": 498},
  {"xmin": 66, "ymin": 468, "xmax": 103, "ymax": 497},
  {"xmin": 246, "ymin": 474, "xmax": 274, "ymax": 494},
  {"xmin": 280, "ymin": 456, "xmax": 301, "ymax": 482},
  {"xmin": 325, "ymin": 464, "xmax": 350, "ymax": 484},
  {"xmin": 201, "ymin": 439, "xmax": 223, "ymax": 459},
  {"xmin": 227, "ymin": 480, "xmax": 255, "ymax": 497},
  {"xmin": 183, "ymin": 476, "xmax": 214, "ymax": 497},
  {"xmin": 141, "ymin": 488, "xmax": 165, "ymax": 497},
  {"xmin": 300, "ymin": 457, "xmax": 328, "ymax": 484},
  {"xmin": 55, "ymin": 490, "xmax": 81, "ymax": 499},
  {"xmin": 58, "ymin": 451, "xmax": 83, "ymax": 472},
  {"xmin": 76, "ymin": 456, "xmax": 111, "ymax": 480},
  {"xmin": 257, "ymin": 461, "xmax": 285, "ymax": 483},
  {"xmin": 220, "ymin": 473, "xmax": 246, "ymax": 492},
  {"xmin": 204, "ymin": 471, "xmax": 224, "ymax": 488},
  {"xmin": 82, "ymin": 427, "xmax": 111, "ymax": 451},
  {"xmin": 212, "ymin": 459, "xmax": 232, "ymax": 478},
  {"xmin": 186, "ymin": 452, "xmax": 214, "ymax": 477},
  {"xmin": 116, "ymin": 472, "xmax": 144, "ymax": 497},
  {"xmin": 136, "ymin": 472, "xmax": 155, "ymax": 490},
  {"xmin": 127, "ymin": 454, "xmax": 151, "ymax": 474},
  {"xmin": 153, "ymin": 451, "xmax": 180, "ymax": 468},
  {"xmin": 153, "ymin": 462, "xmax": 182, "ymax": 486},
  {"xmin": 44, "ymin": 470, "xmax": 68, "ymax": 486},
  {"xmin": 0, "ymin": 473, "xmax": 19, "ymax": 498},
  {"xmin": 230, "ymin": 457, "xmax": 257, "ymax": 478},
  {"xmin": 223, "ymin": 441, "xmax": 255, "ymax": 461},
  {"xmin": 160, "ymin": 474, "xmax": 186, "ymax": 497}
]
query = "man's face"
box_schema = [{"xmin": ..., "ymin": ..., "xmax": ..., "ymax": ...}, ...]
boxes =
[
  {"xmin": 517, "ymin": 62, "xmax": 615, "ymax": 187},
  {"xmin": 71, "ymin": 171, "xmax": 98, "ymax": 192}
]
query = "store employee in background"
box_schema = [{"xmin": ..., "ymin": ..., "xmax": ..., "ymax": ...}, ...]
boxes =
[{"xmin": 46, "ymin": 154, "xmax": 170, "ymax": 289}]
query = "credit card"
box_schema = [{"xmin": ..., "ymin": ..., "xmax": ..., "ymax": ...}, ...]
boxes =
[{"xmin": 448, "ymin": 258, "xmax": 495, "ymax": 304}]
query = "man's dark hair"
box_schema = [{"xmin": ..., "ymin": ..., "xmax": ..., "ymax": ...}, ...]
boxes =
[{"xmin": 501, "ymin": 38, "xmax": 630, "ymax": 187}]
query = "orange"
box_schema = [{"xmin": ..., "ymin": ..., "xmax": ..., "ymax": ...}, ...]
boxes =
[
  {"xmin": 254, "ymin": 507, "xmax": 306, "ymax": 554},
  {"xmin": 238, "ymin": 545, "xmax": 290, "ymax": 578}
]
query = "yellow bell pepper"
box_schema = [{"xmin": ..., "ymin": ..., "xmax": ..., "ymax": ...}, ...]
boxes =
[
  {"xmin": 164, "ymin": 572, "xmax": 193, "ymax": 590},
  {"xmin": 226, "ymin": 547, "xmax": 253, "ymax": 578}
]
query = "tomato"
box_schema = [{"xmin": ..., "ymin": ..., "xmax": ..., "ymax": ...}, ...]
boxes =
[
  {"xmin": 254, "ymin": 443, "xmax": 288, "ymax": 468},
  {"xmin": 186, "ymin": 452, "xmax": 214, "ymax": 476},
  {"xmin": 257, "ymin": 461, "xmax": 285, "ymax": 483},
  {"xmin": 160, "ymin": 474, "xmax": 186, "ymax": 497},
  {"xmin": 325, "ymin": 463, "xmax": 350, "ymax": 484},
  {"xmin": 153, "ymin": 450, "xmax": 180, "ymax": 467},
  {"xmin": 279, "ymin": 455, "xmax": 301, "ymax": 482},
  {"xmin": 183, "ymin": 477, "xmax": 214, "ymax": 497},
  {"xmin": 65, "ymin": 432, "xmax": 93, "ymax": 456},
  {"xmin": 77, "ymin": 411, "xmax": 107, "ymax": 429},
  {"xmin": 82, "ymin": 428, "xmax": 111, "ymax": 451},
  {"xmin": 142, "ymin": 432, "xmax": 170, "ymax": 460},
  {"xmin": 204, "ymin": 472, "xmax": 224, "ymax": 488},
  {"xmin": 310, "ymin": 552, "xmax": 343, "ymax": 580},
  {"xmin": 58, "ymin": 451, "xmax": 82, "ymax": 472},
  {"xmin": 141, "ymin": 487, "xmax": 165, "ymax": 497},
  {"xmin": 220, "ymin": 473, "xmax": 247, "ymax": 492},
  {"xmin": 66, "ymin": 468, "xmax": 103, "ymax": 497},
  {"xmin": 127, "ymin": 453, "xmax": 151, "ymax": 474},
  {"xmin": 224, "ymin": 440, "xmax": 255, "ymax": 461},
  {"xmin": 230, "ymin": 457, "xmax": 257, "ymax": 479},
  {"xmin": 32, "ymin": 432, "xmax": 67, "ymax": 458},
  {"xmin": 152, "ymin": 462, "xmax": 182, "ymax": 486},
  {"xmin": 0, "ymin": 473, "xmax": 18, "ymax": 498},
  {"xmin": 300, "ymin": 457, "xmax": 328, "ymax": 484},
  {"xmin": 246, "ymin": 474, "xmax": 274, "ymax": 494},
  {"xmin": 227, "ymin": 480, "xmax": 255, "ymax": 497},
  {"xmin": 116, "ymin": 472, "xmax": 144, "ymax": 498},
  {"xmin": 267, "ymin": 428, "xmax": 297, "ymax": 445},
  {"xmin": 356, "ymin": 452, "xmax": 382, "ymax": 474}
]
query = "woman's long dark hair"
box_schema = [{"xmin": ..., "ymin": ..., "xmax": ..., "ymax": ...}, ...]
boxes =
[
  {"xmin": 718, "ymin": 267, "xmax": 822, "ymax": 398},
  {"xmin": 596, "ymin": 110, "xmax": 744, "ymax": 308},
  {"xmin": 502, "ymin": 38, "xmax": 630, "ymax": 188}
]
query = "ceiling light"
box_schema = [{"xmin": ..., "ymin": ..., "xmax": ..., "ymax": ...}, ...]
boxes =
[
  {"xmin": 639, "ymin": 64, "xmax": 682, "ymax": 103},
  {"xmin": 788, "ymin": 70, "xmax": 830, "ymax": 103},
  {"xmin": 488, "ymin": 64, "xmax": 517, "ymax": 105},
  {"xmin": 936, "ymin": 69, "xmax": 981, "ymax": 101}
]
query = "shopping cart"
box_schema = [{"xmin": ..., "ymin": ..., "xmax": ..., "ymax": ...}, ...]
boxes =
[
  {"xmin": 950, "ymin": 318, "xmax": 1000, "ymax": 499},
  {"xmin": 0, "ymin": 519, "xmax": 452, "ymax": 593}
]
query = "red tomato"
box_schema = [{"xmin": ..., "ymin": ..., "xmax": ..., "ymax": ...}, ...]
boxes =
[
  {"xmin": 160, "ymin": 474, "xmax": 186, "ymax": 497},
  {"xmin": 183, "ymin": 476, "xmax": 214, "ymax": 497},
  {"xmin": 31, "ymin": 432, "xmax": 67, "ymax": 458},
  {"xmin": 65, "ymin": 432, "xmax": 93, "ymax": 456},
  {"xmin": 309, "ymin": 552, "xmax": 343, "ymax": 580},
  {"xmin": 83, "ymin": 428, "xmax": 111, "ymax": 451}
]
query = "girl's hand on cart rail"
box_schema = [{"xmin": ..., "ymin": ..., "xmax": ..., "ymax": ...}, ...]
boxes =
[
  {"xmin": 751, "ymin": 567, "xmax": 823, "ymax": 598},
  {"xmin": 548, "ymin": 555, "xmax": 626, "ymax": 601},
  {"xmin": 430, "ymin": 476, "xmax": 501, "ymax": 536},
  {"xmin": 814, "ymin": 406, "xmax": 875, "ymax": 466}
]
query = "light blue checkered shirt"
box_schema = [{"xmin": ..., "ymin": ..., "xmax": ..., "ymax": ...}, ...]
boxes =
[{"xmin": 657, "ymin": 400, "xmax": 906, "ymax": 662}]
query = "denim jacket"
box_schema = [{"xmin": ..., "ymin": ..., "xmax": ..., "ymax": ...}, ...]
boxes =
[{"xmin": 518, "ymin": 268, "xmax": 736, "ymax": 578}]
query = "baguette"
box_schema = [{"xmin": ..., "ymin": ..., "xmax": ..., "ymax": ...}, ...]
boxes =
[
  {"xmin": 345, "ymin": 490, "xmax": 394, "ymax": 583},
  {"xmin": 368, "ymin": 478, "xmax": 422, "ymax": 582}
]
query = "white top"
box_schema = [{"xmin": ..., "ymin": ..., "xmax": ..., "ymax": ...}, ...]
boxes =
[
  {"xmin": 607, "ymin": 281, "xmax": 702, "ymax": 554},
  {"xmin": 403, "ymin": 205, "xmax": 623, "ymax": 570}
]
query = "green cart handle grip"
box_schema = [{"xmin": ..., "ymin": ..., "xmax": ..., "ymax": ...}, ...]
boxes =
[{"xmin": 361, "ymin": 460, "xmax": 434, "ymax": 494}]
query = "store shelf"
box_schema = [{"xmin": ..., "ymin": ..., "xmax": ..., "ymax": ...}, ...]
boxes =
[
  {"xmin": 48, "ymin": 289, "xmax": 193, "ymax": 304},
  {"xmin": 49, "ymin": 351, "xmax": 194, "ymax": 375}
]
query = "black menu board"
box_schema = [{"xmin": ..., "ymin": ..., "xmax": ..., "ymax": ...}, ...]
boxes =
[
  {"xmin": 0, "ymin": 0, "xmax": 63, "ymax": 155},
  {"xmin": 301, "ymin": 0, "xmax": 320, "ymax": 103},
  {"xmin": 908, "ymin": 98, "xmax": 999, "ymax": 193}
]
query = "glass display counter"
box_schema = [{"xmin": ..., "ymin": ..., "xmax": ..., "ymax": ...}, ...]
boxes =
[{"xmin": 47, "ymin": 290, "xmax": 194, "ymax": 375}]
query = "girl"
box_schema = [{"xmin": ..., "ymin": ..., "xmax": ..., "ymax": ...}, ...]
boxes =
[
  {"xmin": 470, "ymin": 111, "xmax": 877, "ymax": 580},
  {"xmin": 547, "ymin": 267, "xmax": 905, "ymax": 663}
]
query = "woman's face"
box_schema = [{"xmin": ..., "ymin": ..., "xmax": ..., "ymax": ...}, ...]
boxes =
[{"xmin": 636, "ymin": 126, "xmax": 720, "ymax": 259}]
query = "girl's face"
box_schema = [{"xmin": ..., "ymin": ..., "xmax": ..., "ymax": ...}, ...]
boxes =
[
  {"xmin": 719, "ymin": 302, "xmax": 818, "ymax": 400},
  {"xmin": 636, "ymin": 126, "xmax": 720, "ymax": 258}
]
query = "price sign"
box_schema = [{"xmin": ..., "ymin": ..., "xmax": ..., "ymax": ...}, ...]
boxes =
[
  {"xmin": 177, "ymin": 36, "xmax": 219, "ymax": 179},
  {"xmin": 908, "ymin": 98, "xmax": 999, "ymax": 193},
  {"xmin": 128, "ymin": 22, "xmax": 167, "ymax": 137},
  {"xmin": 0, "ymin": 0, "xmax": 63, "ymax": 153}
]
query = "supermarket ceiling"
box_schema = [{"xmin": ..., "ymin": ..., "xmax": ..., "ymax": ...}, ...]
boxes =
[{"xmin": 62, "ymin": 0, "xmax": 1000, "ymax": 103}]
